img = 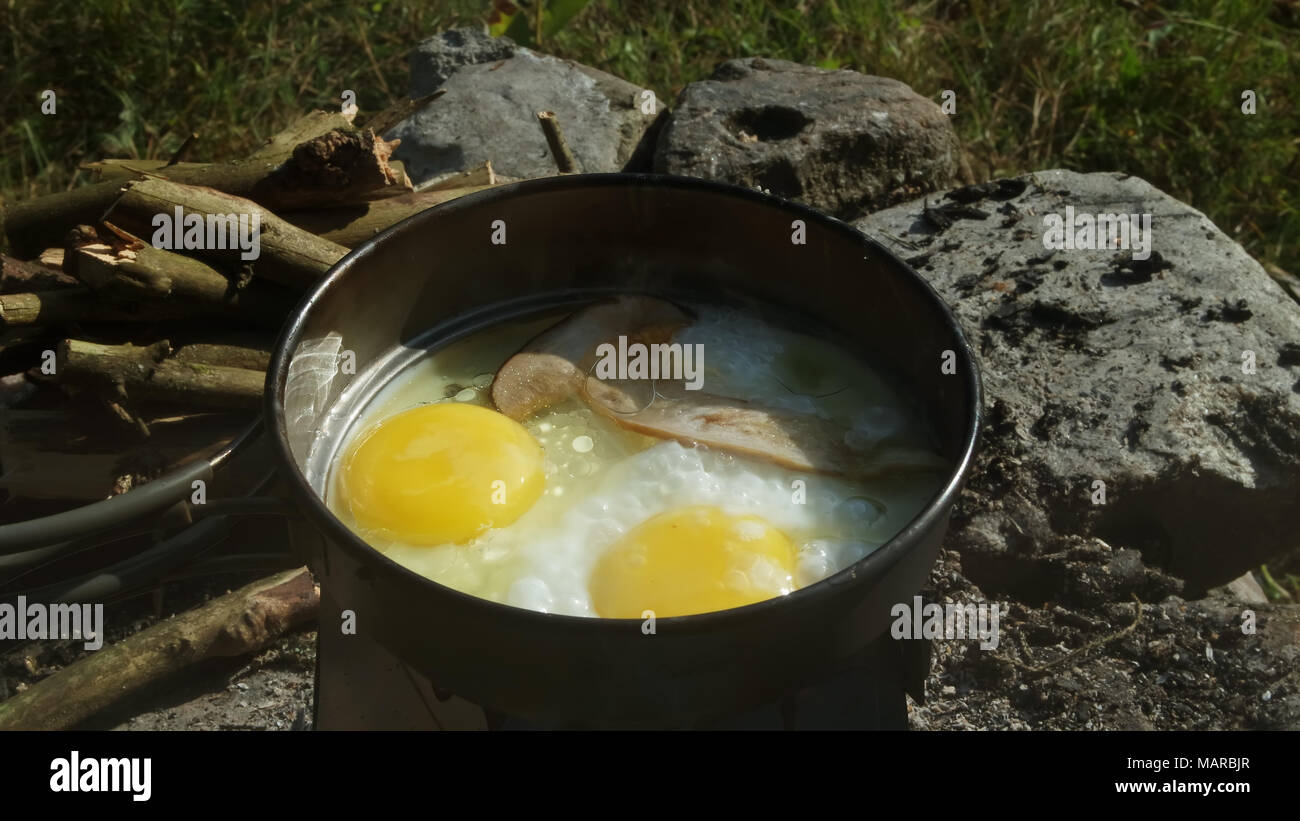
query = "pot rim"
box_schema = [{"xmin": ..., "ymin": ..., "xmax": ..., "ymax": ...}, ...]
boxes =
[{"xmin": 265, "ymin": 172, "xmax": 982, "ymax": 634}]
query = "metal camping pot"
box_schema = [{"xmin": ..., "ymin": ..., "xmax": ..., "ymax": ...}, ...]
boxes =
[{"xmin": 265, "ymin": 173, "xmax": 982, "ymax": 726}]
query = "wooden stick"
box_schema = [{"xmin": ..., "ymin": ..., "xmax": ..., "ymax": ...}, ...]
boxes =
[
  {"xmin": 173, "ymin": 342, "xmax": 271, "ymax": 371},
  {"xmin": 5, "ymin": 124, "xmax": 406, "ymax": 257},
  {"xmin": 0, "ymin": 568, "xmax": 317, "ymax": 730},
  {"xmin": 0, "ymin": 289, "xmax": 192, "ymax": 329},
  {"xmin": 361, "ymin": 90, "xmax": 445, "ymax": 136},
  {"xmin": 65, "ymin": 227, "xmax": 292, "ymax": 325},
  {"xmin": 537, "ymin": 110, "xmax": 580, "ymax": 173},
  {"xmin": 56, "ymin": 338, "xmax": 264, "ymax": 409},
  {"xmin": 280, "ymin": 184, "xmax": 493, "ymax": 247},
  {"xmin": 4, "ymin": 183, "xmax": 135, "ymax": 260},
  {"xmin": 0, "ymin": 292, "xmax": 69, "ymax": 327},
  {"xmin": 105, "ymin": 178, "xmax": 348, "ymax": 288},
  {"xmin": 83, "ymin": 159, "xmax": 177, "ymax": 182},
  {"xmin": 83, "ymin": 112, "xmax": 349, "ymax": 180},
  {"xmin": 246, "ymin": 109, "xmax": 356, "ymax": 161},
  {"xmin": 166, "ymin": 132, "xmax": 199, "ymax": 166},
  {"xmin": 422, "ymin": 160, "xmax": 497, "ymax": 192}
]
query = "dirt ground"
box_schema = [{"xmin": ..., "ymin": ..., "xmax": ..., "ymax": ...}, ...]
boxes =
[
  {"xmin": 910, "ymin": 549, "xmax": 1300, "ymax": 730},
  {"xmin": 3, "ymin": 547, "xmax": 1296, "ymax": 730}
]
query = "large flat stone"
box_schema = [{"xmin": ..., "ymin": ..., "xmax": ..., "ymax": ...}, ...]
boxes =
[
  {"xmin": 855, "ymin": 170, "xmax": 1300, "ymax": 595},
  {"xmin": 654, "ymin": 57, "xmax": 962, "ymax": 219},
  {"xmin": 389, "ymin": 31, "xmax": 660, "ymax": 185}
]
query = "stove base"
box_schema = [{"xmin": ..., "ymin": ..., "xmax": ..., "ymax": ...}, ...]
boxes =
[{"xmin": 314, "ymin": 589, "xmax": 930, "ymax": 730}]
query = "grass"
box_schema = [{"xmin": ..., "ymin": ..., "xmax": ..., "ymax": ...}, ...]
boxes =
[{"xmin": 0, "ymin": 0, "xmax": 1297, "ymax": 275}]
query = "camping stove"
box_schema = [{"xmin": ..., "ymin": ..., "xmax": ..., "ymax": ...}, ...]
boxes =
[{"xmin": 313, "ymin": 584, "xmax": 930, "ymax": 730}]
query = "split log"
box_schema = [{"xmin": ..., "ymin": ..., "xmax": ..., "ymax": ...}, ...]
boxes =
[
  {"xmin": 250, "ymin": 128, "xmax": 411, "ymax": 211},
  {"xmin": 4, "ymin": 121, "xmax": 407, "ymax": 257},
  {"xmin": 0, "ymin": 568, "xmax": 318, "ymax": 731},
  {"xmin": 65, "ymin": 226, "xmax": 293, "ymax": 326},
  {"xmin": 56, "ymin": 338, "xmax": 264, "ymax": 409},
  {"xmin": 280, "ymin": 184, "xmax": 492, "ymax": 247},
  {"xmin": 1, "ymin": 255, "xmax": 78, "ymax": 293},
  {"xmin": 104, "ymin": 178, "xmax": 348, "ymax": 288},
  {"xmin": 38, "ymin": 248, "xmax": 64, "ymax": 269}
]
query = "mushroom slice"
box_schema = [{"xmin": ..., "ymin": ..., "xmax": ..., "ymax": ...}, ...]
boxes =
[
  {"xmin": 491, "ymin": 295, "xmax": 690, "ymax": 421},
  {"xmin": 583, "ymin": 379, "xmax": 949, "ymax": 480}
]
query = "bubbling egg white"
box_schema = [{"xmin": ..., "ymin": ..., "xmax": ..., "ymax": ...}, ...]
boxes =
[{"xmin": 327, "ymin": 303, "xmax": 948, "ymax": 618}]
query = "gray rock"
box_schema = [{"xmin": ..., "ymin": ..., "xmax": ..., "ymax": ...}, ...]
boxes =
[
  {"xmin": 390, "ymin": 41, "xmax": 660, "ymax": 185},
  {"xmin": 855, "ymin": 170, "xmax": 1300, "ymax": 594},
  {"xmin": 408, "ymin": 27, "xmax": 517, "ymax": 96},
  {"xmin": 654, "ymin": 58, "xmax": 961, "ymax": 219}
]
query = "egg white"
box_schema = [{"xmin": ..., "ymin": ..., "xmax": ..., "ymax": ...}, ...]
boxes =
[{"xmin": 331, "ymin": 304, "xmax": 947, "ymax": 617}]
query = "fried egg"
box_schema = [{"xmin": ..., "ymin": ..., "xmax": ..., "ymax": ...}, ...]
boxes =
[
  {"xmin": 589, "ymin": 506, "xmax": 796, "ymax": 618},
  {"xmin": 327, "ymin": 303, "xmax": 948, "ymax": 618},
  {"xmin": 337, "ymin": 402, "xmax": 545, "ymax": 545}
]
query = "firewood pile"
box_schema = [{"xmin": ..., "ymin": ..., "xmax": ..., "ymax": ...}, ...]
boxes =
[
  {"xmin": 0, "ymin": 96, "xmax": 511, "ymax": 510},
  {"xmin": 0, "ymin": 97, "xmax": 588, "ymax": 730}
]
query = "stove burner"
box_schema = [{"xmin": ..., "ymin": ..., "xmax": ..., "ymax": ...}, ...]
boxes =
[{"xmin": 314, "ymin": 589, "xmax": 930, "ymax": 730}]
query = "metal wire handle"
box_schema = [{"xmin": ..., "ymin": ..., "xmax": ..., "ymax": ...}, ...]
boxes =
[{"xmin": 0, "ymin": 418, "xmax": 297, "ymax": 605}]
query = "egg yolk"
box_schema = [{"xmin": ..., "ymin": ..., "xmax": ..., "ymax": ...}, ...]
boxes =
[
  {"xmin": 339, "ymin": 402, "xmax": 545, "ymax": 545},
  {"xmin": 589, "ymin": 506, "xmax": 797, "ymax": 618}
]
